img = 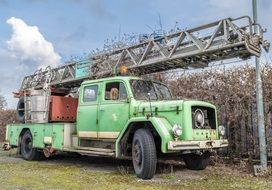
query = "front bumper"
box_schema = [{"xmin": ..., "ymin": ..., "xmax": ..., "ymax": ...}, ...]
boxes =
[{"xmin": 168, "ymin": 139, "xmax": 228, "ymax": 151}]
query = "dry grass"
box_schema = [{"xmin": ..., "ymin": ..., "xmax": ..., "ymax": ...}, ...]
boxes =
[{"xmin": 0, "ymin": 149, "xmax": 271, "ymax": 190}]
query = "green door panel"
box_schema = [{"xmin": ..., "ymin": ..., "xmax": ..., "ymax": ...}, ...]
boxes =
[
  {"xmin": 43, "ymin": 125, "xmax": 53, "ymax": 138},
  {"xmin": 98, "ymin": 81, "xmax": 129, "ymax": 140},
  {"xmin": 7, "ymin": 125, "xmax": 19, "ymax": 145},
  {"xmin": 77, "ymin": 83, "xmax": 100, "ymax": 139},
  {"xmin": 52, "ymin": 125, "xmax": 64, "ymax": 149},
  {"xmin": 98, "ymin": 101, "xmax": 129, "ymax": 139},
  {"xmin": 31, "ymin": 124, "xmax": 46, "ymax": 148}
]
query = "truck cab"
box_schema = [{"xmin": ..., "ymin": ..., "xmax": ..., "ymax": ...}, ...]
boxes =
[{"xmin": 5, "ymin": 76, "xmax": 228, "ymax": 179}]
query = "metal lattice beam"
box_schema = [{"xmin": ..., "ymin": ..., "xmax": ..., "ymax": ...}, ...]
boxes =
[{"xmin": 20, "ymin": 16, "xmax": 267, "ymax": 90}]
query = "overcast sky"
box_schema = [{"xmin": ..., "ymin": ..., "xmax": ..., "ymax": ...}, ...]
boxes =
[{"xmin": 0, "ymin": 0, "xmax": 271, "ymax": 108}]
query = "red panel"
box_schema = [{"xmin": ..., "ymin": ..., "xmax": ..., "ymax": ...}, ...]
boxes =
[{"xmin": 49, "ymin": 96, "xmax": 78, "ymax": 122}]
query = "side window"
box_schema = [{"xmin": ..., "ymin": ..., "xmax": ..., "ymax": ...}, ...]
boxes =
[
  {"xmin": 105, "ymin": 82, "xmax": 127, "ymax": 101},
  {"xmin": 119, "ymin": 83, "xmax": 128, "ymax": 100},
  {"xmin": 83, "ymin": 85, "xmax": 98, "ymax": 102}
]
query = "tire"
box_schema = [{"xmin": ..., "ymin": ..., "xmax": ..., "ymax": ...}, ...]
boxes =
[
  {"xmin": 132, "ymin": 128, "xmax": 157, "ymax": 179},
  {"xmin": 20, "ymin": 130, "xmax": 41, "ymax": 160},
  {"xmin": 16, "ymin": 97, "xmax": 25, "ymax": 123},
  {"xmin": 183, "ymin": 151, "xmax": 211, "ymax": 170}
]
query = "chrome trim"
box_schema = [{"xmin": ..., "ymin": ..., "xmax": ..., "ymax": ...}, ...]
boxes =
[{"xmin": 168, "ymin": 139, "xmax": 228, "ymax": 150}]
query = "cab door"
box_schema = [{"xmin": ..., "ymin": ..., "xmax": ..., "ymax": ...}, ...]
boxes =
[
  {"xmin": 98, "ymin": 81, "xmax": 129, "ymax": 140},
  {"xmin": 77, "ymin": 83, "xmax": 100, "ymax": 139}
]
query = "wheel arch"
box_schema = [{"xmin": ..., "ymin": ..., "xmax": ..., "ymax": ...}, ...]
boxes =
[
  {"xmin": 17, "ymin": 128, "xmax": 32, "ymax": 154},
  {"xmin": 115, "ymin": 117, "xmax": 173, "ymax": 158}
]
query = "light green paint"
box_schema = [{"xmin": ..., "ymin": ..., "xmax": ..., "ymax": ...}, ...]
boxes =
[
  {"xmin": 6, "ymin": 76, "xmax": 227, "ymax": 157},
  {"xmin": 7, "ymin": 123, "xmax": 65, "ymax": 150}
]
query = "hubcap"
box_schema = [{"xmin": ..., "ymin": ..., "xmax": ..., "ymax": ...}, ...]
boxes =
[
  {"xmin": 133, "ymin": 140, "xmax": 142, "ymax": 166},
  {"xmin": 24, "ymin": 137, "xmax": 32, "ymax": 153}
]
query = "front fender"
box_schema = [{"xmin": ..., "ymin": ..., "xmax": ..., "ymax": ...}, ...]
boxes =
[{"xmin": 115, "ymin": 116, "xmax": 174, "ymax": 157}]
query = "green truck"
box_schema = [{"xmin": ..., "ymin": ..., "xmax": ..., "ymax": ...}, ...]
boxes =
[
  {"xmin": 4, "ymin": 76, "xmax": 228, "ymax": 179},
  {"xmin": 3, "ymin": 15, "xmax": 268, "ymax": 179}
]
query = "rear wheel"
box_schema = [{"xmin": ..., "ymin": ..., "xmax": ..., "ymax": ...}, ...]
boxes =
[
  {"xmin": 132, "ymin": 128, "xmax": 157, "ymax": 179},
  {"xmin": 20, "ymin": 130, "xmax": 41, "ymax": 160},
  {"xmin": 183, "ymin": 152, "xmax": 211, "ymax": 170}
]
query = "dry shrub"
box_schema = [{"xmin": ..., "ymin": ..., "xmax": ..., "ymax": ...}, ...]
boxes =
[
  {"xmin": 0, "ymin": 110, "xmax": 16, "ymax": 142},
  {"xmin": 165, "ymin": 64, "xmax": 272, "ymax": 160}
]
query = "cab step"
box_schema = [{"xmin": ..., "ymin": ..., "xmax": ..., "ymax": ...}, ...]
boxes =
[{"xmin": 63, "ymin": 146, "xmax": 115, "ymax": 156}]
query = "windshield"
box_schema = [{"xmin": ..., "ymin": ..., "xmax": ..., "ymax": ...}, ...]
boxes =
[{"xmin": 130, "ymin": 79, "xmax": 172, "ymax": 100}]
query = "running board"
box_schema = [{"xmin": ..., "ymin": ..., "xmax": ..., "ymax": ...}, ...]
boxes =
[{"xmin": 63, "ymin": 147, "xmax": 115, "ymax": 156}]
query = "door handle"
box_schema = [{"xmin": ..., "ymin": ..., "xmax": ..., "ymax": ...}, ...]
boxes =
[{"xmin": 100, "ymin": 109, "xmax": 105, "ymax": 112}]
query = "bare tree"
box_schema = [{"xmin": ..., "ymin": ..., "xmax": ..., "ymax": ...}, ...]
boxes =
[
  {"xmin": 163, "ymin": 64, "xmax": 272, "ymax": 160},
  {"xmin": 0, "ymin": 93, "xmax": 6, "ymax": 110}
]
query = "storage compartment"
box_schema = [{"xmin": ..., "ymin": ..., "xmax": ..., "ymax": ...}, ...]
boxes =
[
  {"xmin": 30, "ymin": 89, "xmax": 50, "ymax": 123},
  {"xmin": 49, "ymin": 96, "xmax": 78, "ymax": 122}
]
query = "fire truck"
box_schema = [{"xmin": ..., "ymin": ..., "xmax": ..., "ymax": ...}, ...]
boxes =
[{"xmin": 3, "ymin": 16, "xmax": 268, "ymax": 179}]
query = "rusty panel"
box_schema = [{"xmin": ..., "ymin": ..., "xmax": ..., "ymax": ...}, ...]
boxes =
[{"xmin": 49, "ymin": 96, "xmax": 78, "ymax": 122}]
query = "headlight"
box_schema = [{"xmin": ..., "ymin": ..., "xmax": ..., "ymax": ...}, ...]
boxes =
[
  {"xmin": 218, "ymin": 125, "xmax": 226, "ymax": 136},
  {"xmin": 194, "ymin": 109, "xmax": 205, "ymax": 128},
  {"xmin": 172, "ymin": 124, "xmax": 182, "ymax": 137}
]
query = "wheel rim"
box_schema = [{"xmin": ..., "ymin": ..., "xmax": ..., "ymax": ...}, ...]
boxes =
[
  {"xmin": 23, "ymin": 136, "xmax": 32, "ymax": 154},
  {"xmin": 133, "ymin": 140, "xmax": 142, "ymax": 167}
]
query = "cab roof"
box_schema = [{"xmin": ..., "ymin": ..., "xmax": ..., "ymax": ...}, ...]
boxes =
[{"xmin": 81, "ymin": 76, "xmax": 143, "ymax": 85}]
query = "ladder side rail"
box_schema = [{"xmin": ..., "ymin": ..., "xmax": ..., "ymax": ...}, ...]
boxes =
[{"xmin": 20, "ymin": 16, "xmax": 265, "ymax": 90}]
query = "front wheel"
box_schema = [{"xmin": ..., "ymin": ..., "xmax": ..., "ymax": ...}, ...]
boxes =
[
  {"xmin": 183, "ymin": 152, "xmax": 211, "ymax": 170},
  {"xmin": 132, "ymin": 128, "xmax": 157, "ymax": 179},
  {"xmin": 20, "ymin": 130, "xmax": 41, "ymax": 160}
]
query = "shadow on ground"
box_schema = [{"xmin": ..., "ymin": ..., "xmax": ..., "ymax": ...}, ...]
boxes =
[
  {"xmin": 0, "ymin": 147, "xmax": 271, "ymax": 190},
  {"xmin": 0, "ymin": 147, "xmax": 197, "ymax": 179},
  {"xmin": 42, "ymin": 152, "xmax": 188, "ymax": 176}
]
